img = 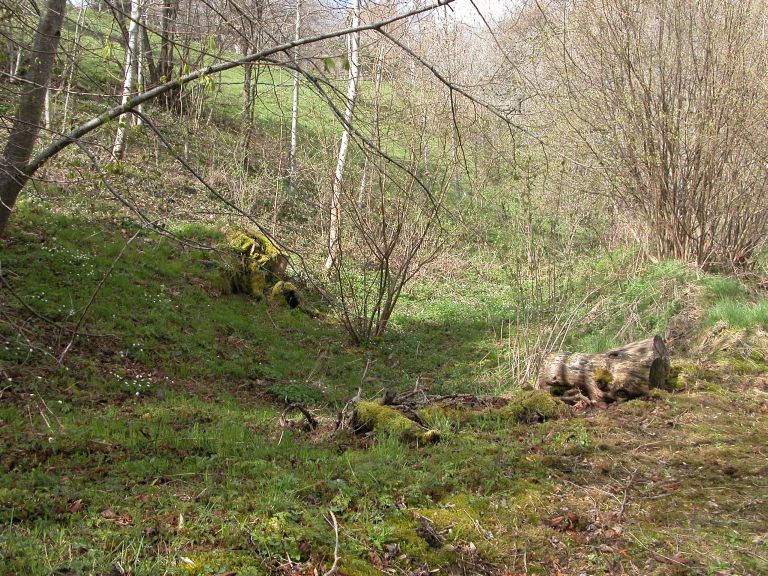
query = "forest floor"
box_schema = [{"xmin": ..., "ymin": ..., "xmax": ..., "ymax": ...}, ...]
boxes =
[{"xmin": 1, "ymin": 202, "xmax": 767, "ymax": 576}]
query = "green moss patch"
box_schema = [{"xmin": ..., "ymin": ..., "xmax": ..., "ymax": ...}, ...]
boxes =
[
  {"xmin": 269, "ymin": 280, "xmax": 300, "ymax": 308},
  {"xmin": 494, "ymin": 390, "xmax": 571, "ymax": 424},
  {"xmin": 223, "ymin": 230, "xmax": 288, "ymax": 299},
  {"xmin": 354, "ymin": 401, "xmax": 439, "ymax": 444}
]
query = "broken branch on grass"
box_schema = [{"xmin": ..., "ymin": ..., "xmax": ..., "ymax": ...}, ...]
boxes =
[
  {"xmin": 617, "ymin": 468, "xmax": 638, "ymax": 523},
  {"xmin": 0, "ymin": 262, "xmax": 63, "ymax": 330},
  {"xmin": 57, "ymin": 227, "xmax": 143, "ymax": 365},
  {"xmin": 323, "ymin": 510, "xmax": 340, "ymax": 576},
  {"xmin": 334, "ymin": 386, "xmax": 362, "ymax": 433},
  {"xmin": 278, "ymin": 403, "xmax": 319, "ymax": 431}
]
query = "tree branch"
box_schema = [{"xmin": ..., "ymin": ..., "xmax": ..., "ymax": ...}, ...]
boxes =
[{"xmin": 23, "ymin": 0, "xmax": 457, "ymax": 178}]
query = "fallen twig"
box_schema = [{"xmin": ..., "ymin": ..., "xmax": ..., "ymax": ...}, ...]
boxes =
[
  {"xmin": 278, "ymin": 403, "xmax": 319, "ymax": 431},
  {"xmin": 323, "ymin": 510, "xmax": 340, "ymax": 576},
  {"xmin": 617, "ymin": 468, "xmax": 638, "ymax": 523},
  {"xmin": 57, "ymin": 228, "xmax": 143, "ymax": 365}
]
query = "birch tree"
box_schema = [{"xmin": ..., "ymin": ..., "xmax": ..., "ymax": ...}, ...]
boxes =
[
  {"xmin": 112, "ymin": 0, "xmax": 142, "ymax": 159},
  {"xmin": 287, "ymin": 0, "xmax": 301, "ymax": 196},
  {"xmin": 325, "ymin": 0, "xmax": 361, "ymax": 270}
]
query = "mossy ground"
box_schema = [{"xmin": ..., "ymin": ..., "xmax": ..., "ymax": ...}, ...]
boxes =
[{"xmin": 1, "ymin": 205, "xmax": 767, "ymax": 575}]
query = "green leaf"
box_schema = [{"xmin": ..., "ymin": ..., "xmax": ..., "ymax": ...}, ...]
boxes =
[
  {"xmin": 99, "ymin": 41, "xmax": 114, "ymax": 60},
  {"xmin": 323, "ymin": 57, "xmax": 336, "ymax": 73}
]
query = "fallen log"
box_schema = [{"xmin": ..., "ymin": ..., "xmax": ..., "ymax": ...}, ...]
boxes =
[
  {"xmin": 352, "ymin": 400, "xmax": 440, "ymax": 444},
  {"xmin": 538, "ymin": 336, "xmax": 671, "ymax": 405},
  {"xmin": 344, "ymin": 390, "xmax": 570, "ymax": 444}
]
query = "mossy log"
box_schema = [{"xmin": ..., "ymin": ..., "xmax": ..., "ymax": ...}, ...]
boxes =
[
  {"xmin": 228, "ymin": 230, "xmax": 288, "ymax": 277},
  {"xmin": 538, "ymin": 336, "xmax": 671, "ymax": 404},
  {"xmin": 352, "ymin": 400, "xmax": 440, "ymax": 444},
  {"xmin": 347, "ymin": 390, "xmax": 568, "ymax": 445}
]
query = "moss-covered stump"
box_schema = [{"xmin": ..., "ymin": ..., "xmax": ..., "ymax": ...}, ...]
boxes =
[
  {"xmin": 223, "ymin": 230, "xmax": 288, "ymax": 299},
  {"xmin": 269, "ymin": 281, "xmax": 300, "ymax": 308},
  {"xmin": 353, "ymin": 401, "xmax": 440, "ymax": 444}
]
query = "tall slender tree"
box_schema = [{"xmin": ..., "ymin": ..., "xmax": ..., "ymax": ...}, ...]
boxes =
[
  {"xmin": 287, "ymin": 0, "xmax": 302, "ymax": 196},
  {"xmin": 112, "ymin": 0, "xmax": 142, "ymax": 159},
  {"xmin": 325, "ymin": 0, "xmax": 361, "ymax": 270},
  {"xmin": 0, "ymin": 0, "xmax": 67, "ymax": 234}
]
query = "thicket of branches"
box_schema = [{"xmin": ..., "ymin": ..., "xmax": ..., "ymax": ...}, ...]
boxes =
[
  {"xmin": 502, "ymin": 0, "xmax": 768, "ymax": 272},
  {"xmin": 2, "ymin": 0, "xmax": 766, "ymax": 346},
  {"xmin": 1, "ymin": 0, "xmax": 493, "ymax": 343}
]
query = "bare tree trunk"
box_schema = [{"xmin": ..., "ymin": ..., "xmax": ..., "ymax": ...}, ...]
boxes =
[
  {"xmin": 60, "ymin": 0, "xmax": 86, "ymax": 131},
  {"xmin": 112, "ymin": 0, "xmax": 142, "ymax": 159},
  {"xmin": 136, "ymin": 12, "xmax": 145, "ymax": 126},
  {"xmin": 325, "ymin": 0, "xmax": 360, "ymax": 270},
  {"xmin": 358, "ymin": 43, "xmax": 385, "ymax": 208},
  {"xmin": 158, "ymin": 0, "xmax": 179, "ymax": 109},
  {"xmin": 12, "ymin": 48, "xmax": 22, "ymax": 77},
  {"xmin": 43, "ymin": 88, "xmax": 51, "ymax": 130},
  {"xmin": 140, "ymin": 24, "xmax": 158, "ymax": 85},
  {"xmin": 287, "ymin": 0, "xmax": 301, "ymax": 196},
  {"xmin": 240, "ymin": 1, "xmax": 264, "ymax": 169},
  {"xmin": 241, "ymin": 36, "xmax": 252, "ymax": 167},
  {"xmin": 0, "ymin": 0, "xmax": 66, "ymax": 234}
]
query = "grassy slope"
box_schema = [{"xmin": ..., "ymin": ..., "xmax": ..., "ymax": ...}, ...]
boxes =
[
  {"xmin": 1, "ymin": 202, "xmax": 767, "ymax": 576},
  {"xmin": 2, "ymin": 9, "xmax": 767, "ymax": 574}
]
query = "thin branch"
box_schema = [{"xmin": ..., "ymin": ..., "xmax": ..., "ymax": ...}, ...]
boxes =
[
  {"xmin": 57, "ymin": 227, "xmax": 143, "ymax": 365},
  {"xmin": 323, "ymin": 510, "xmax": 340, "ymax": 576},
  {"xmin": 0, "ymin": 262, "xmax": 63, "ymax": 330},
  {"xmin": 23, "ymin": 0, "xmax": 458, "ymax": 178},
  {"xmin": 278, "ymin": 403, "xmax": 319, "ymax": 431}
]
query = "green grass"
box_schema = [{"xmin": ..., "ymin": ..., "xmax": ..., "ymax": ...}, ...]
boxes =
[
  {"xmin": 4, "ymin": 8, "xmax": 766, "ymax": 573},
  {"xmin": 700, "ymin": 275, "xmax": 750, "ymax": 302},
  {"xmin": 699, "ymin": 274, "xmax": 768, "ymax": 330},
  {"xmin": 2, "ymin": 204, "xmax": 767, "ymax": 575},
  {"xmin": 707, "ymin": 298, "xmax": 768, "ymax": 330}
]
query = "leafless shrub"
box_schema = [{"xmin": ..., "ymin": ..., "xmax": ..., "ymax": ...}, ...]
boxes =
[
  {"xmin": 327, "ymin": 149, "xmax": 450, "ymax": 345},
  {"xmin": 531, "ymin": 0, "xmax": 768, "ymax": 271}
]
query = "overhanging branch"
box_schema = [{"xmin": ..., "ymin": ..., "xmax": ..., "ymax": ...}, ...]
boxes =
[{"xmin": 24, "ymin": 0, "xmax": 457, "ymax": 178}]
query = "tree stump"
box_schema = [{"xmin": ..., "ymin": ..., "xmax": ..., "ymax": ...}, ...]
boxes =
[{"xmin": 538, "ymin": 336, "xmax": 671, "ymax": 405}]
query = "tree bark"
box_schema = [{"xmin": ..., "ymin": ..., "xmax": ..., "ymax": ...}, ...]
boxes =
[
  {"xmin": 112, "ymin": 0, "xmax": 142, "ymax": 159},
  {"xmin": 0, "ymin": 0, "xmax": 66, "ymax": 235},
  {"xmin": 140, "ymin": 24, "xmax": 158, "ymax": 86},
  {"xmin": 158, "ymin": 0, "xmax": 179, "ymax": 110},
  {"xmin": 325, "ymin": 0, "xmax": 360, "ymax": 270},
  {"xmin": 287, "ymin": 0, "xmax": 301, "ymax": 196},
  {"xmin": 240, "ymin": 1, "xmax": 264, "ymax": 169},
  {"xmin": 538, "ymin": 336, "xmax": 671, "ymax": 404},
  {"xmin": 60, "ymin": 0, "xmax": 87, "ymax": 132}
]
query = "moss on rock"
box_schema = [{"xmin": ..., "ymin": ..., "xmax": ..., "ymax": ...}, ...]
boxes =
[
  {"xmin": 222, "ymin": 229, "xmax": 289, "ymax": 299},
  {"xmin": 417, "ymin": 392, "xmax": 569, "ymax": 431},
  {"xmin": 594, "ymin": 367, "xmax": 614, "ymax": 387},
  {"xmin": 354, "ymin": 401, "xmax": 439, "ymax": 444},
  {"xmin": 269, "ymin": 281, "xmax": 300, "ymax": 308},
  {"xmin": 228, "ymin": 230, "xmax": 287, "ymax": 276}
]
